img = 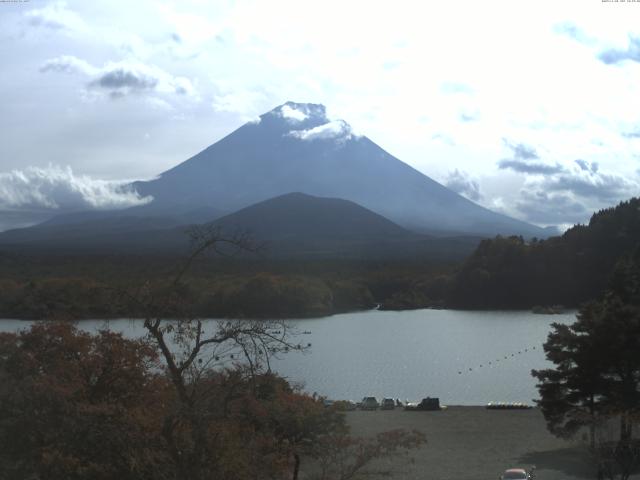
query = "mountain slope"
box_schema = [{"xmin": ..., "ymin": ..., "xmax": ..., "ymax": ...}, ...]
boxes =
[
  {"xmin": 0, "ymin": 192, "xmax": 481, "ymax": 260},
  {"xmin": 212, "ymin": 192, "xmax": 409, "ymax": 241},
  {"xmin": 131, "ymin": 102, "xmax": 548, "ymax": 238}
]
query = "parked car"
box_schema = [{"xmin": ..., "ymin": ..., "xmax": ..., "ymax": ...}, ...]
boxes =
[
  {"xmin": 404, "ymin": 397, "xmax": 441, "ymax": 411},
  {"xmin": 343, "ymin": 400, "xmax": 357, "ymax": 411},
  {"xmin": 333, "ymin": 400, "xmax": 357, "ymax": 411},
  {"xmin": 500, "ymin": 467, "xmax": 535, "ymax": 480},
  {"xmin": 360, "ymin": 396, "xmax": 379, "ymax": 410},
  {"xmin": 381, "ymin": 398, "xmax": 395, "ymax": 410}
]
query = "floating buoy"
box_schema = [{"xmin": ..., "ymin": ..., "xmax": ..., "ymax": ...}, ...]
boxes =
[{"xmin": 458, "ymin": 343, "xmax": 542, "ymax": 376}]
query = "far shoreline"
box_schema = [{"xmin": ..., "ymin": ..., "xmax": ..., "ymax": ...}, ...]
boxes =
[{"xmin": 0, "ymin": 306, "xmax": 579, "ymax": 322}]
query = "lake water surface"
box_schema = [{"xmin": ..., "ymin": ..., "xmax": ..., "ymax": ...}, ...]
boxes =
[{"xmin": 0, "ymin": 309, "xmax": 575, "ymax": 405}]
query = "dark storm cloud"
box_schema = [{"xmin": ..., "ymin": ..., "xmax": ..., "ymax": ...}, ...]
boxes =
[
  {"xmin": 40, "ymin": 55, "xmax": 196, "ymax": 99},
  {"xmin": 498, "ymin": 159, "xmax": 565, "ymax": 175},
  {"xmin": 504, "ymin": 140, "xmax": 539, "ymax": 160},
  {"xmin": 545, "ymin": 171, "xmax": 630, "ymax": 202},
  {"xmin": 445, "ymin": 169, "xmax": 481, "ymax": 201},
  {"xmin": 498, "ymin": 137, "xmax": 636, "ymax": 226},
  {"xmin": 574, "ymin": 159, "xmax": 598, "ymax": 173},
  {"xmin": 515, "ymin": 190, "xmax": 589, "ymax": 225},
  {"xmin": 511, "ymin": 159, "xmax": 634, "ymax": 226},
  {"xmin": 599, "ymin": 36, "xmax": 640, "ymax": 64},
  {"xmin": 498, "ymin": 140, "xmax": 565, "ymax": 175},
  {"xmin": 91, "ymin": 68, "xmax": 159, "ymax": 92}
]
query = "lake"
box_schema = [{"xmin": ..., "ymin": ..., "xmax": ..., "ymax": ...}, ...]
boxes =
[{"xmin": 0, "ymin": 309, "xmax": 575, "ymax": 405}]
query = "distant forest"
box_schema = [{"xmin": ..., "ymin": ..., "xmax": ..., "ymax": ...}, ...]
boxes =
[
  {"xmin": 0, "ymin": 254, "xmax": 450, "ymax": 319},
  {"xmin": 447, "ymin": 197, "xmax": 640, "ymax": 309},
  {"xmin": 1, "ymin": 198, "xmax": 639, "ymax": 319}
]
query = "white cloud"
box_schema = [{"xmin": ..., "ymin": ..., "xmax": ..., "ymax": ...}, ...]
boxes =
[
  {"xmin": 288, "ymin": 120, "xmax": 352, "ymax": 142},
  {"xmin": 25, "ymin": 1, "xmax": 88, "ymax": 34},
  {"xmin": 212, "ymin": 89, "xmax": 269, "ymax": 119},
  {"xmin": 40, "ymin": 55, "xmax": 99, "ymax": 75},
  {"xmin": 0, "ymin": 165, "xmax": 151, "ymax": 211},
  {"xmin": 279, "ymin": 104, "xmax": 309, "ymax": 122}
]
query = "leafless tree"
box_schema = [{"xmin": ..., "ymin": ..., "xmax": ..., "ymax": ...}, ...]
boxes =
[{"xmin": 124, "ymin": 225, "xmax": 307, "ymax": 479}]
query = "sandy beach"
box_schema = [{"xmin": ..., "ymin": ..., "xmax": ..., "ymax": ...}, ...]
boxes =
[{"xmin": 324, "ymin": 407, "xmax": 596, "ymax": 480}]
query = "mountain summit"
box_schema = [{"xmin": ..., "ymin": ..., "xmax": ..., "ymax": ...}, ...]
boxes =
[{"xmin": 128, "ymin": 101, "xmax": 545, "ymax": 237}]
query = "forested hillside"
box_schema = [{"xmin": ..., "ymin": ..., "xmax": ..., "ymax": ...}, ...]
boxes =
[{"xmin": 447, "ymin": 198, "xmax": 640, "ymax": 309}]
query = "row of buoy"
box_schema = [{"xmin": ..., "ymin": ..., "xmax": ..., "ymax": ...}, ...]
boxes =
[
  {"xmin": 457, "ymin": 345, "xmax": 538, "ymax": 375},
  {"xmin": 486, "ymin": 402, "xmax": 532, "ymax": 410},
  {"xmin": 208, "ymin": 342, "xmax": 314, "ymax": 362}
]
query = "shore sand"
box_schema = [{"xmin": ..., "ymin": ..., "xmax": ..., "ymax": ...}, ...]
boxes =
[{"xmin": 334, "ymin": 407, "xmax": 595, "ymax": 480}]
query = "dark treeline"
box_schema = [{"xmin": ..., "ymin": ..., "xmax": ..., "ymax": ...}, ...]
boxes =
[
  {"xmin": 0, "ymin": 253, "xmax": 453, "ymax": 319},
  {"xmin": 3, "ymin": 197, "xmax": 640, "ymax": 319},
  {"xmin": 447, "ymin": 198, "xmax": 640, "ymax": 309}
]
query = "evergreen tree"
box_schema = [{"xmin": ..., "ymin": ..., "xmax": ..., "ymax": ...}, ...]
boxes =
[{"xmin": 533, "ymin": 249, "xmax": 640, "ymax": 478}]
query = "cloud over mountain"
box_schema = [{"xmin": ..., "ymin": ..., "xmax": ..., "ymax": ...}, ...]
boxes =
[
  {"xmin": 288, "ymin": 119, "xmax": 352, "ymax": 142},
  {"xmin": 0, "ymin": 165, "xmax": 151, "ymax": 212},
  {"xmin": 279, "ymin": 104, "xmax": 309, "ymax": 122}
]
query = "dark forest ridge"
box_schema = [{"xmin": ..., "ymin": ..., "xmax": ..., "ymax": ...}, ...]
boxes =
[{"xmin": 447, "ymin": 197, "xmax": 640, "ymax": 309}]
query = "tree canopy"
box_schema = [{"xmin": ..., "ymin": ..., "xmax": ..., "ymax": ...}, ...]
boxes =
[
  {"xmin": 449, "ymin": 198, "xmax": 640, "ymax": 309},
  {"xmin": 533, "ymin": 248, "xmax": 640, "ymax": 478}
]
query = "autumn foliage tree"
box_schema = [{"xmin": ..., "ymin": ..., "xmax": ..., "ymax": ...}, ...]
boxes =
[{"xmin": 0, "ymin": 322, "xmax": 169, "ymax": 480}]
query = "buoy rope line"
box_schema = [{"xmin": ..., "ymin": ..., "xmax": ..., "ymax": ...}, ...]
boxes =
[{"xmin": 457, "ymin": 344, "xmax": 540, "ymax": 375}]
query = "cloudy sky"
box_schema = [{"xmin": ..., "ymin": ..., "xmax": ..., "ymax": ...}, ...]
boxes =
[{"xmin": 1, "ymin": 0, "xmax": 639, "ymax": 230}]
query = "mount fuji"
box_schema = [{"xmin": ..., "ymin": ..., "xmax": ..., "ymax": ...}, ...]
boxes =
[
  {"xmin": 0, "ymin": 102, "xmax": 552, "ymax": 257},
  {"xmin": 130, "ymin": 102, "xmax": 548, "ymax": 238}
]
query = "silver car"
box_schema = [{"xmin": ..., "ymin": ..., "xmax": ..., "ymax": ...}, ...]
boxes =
[
  {"xmin": 380, "ymin": 398, "xmax": 395, "ymax": 410},
  {"xmin": 360, "ymin": 396, "xmax": 379, "ymax": 410}
]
